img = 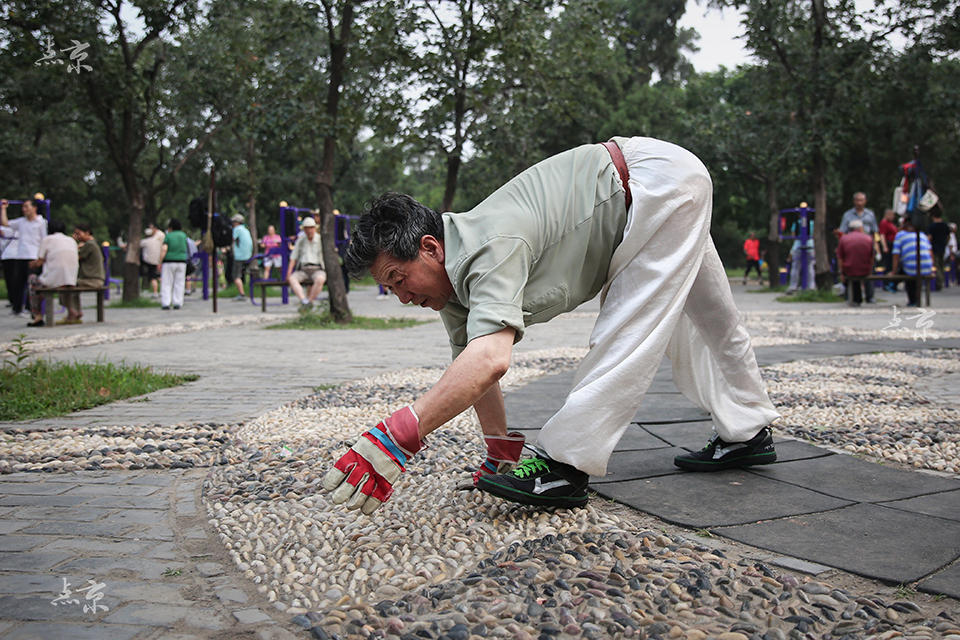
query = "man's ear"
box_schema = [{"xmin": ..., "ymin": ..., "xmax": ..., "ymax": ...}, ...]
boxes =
[{"xmin": 420, "ymin": 235, "xmax": 445, "ymax": 263}]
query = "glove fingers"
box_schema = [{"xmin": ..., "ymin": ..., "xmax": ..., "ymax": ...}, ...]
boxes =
[
  {"xmin": 344, "ymin": 473, "xmax": 373, "ymax": 511},
  {"xmin": 360, "ymin": 496, "xmax": 383, "ymax": 515},
  {"xmin": 322, "ymin": 467, "xmax": 347, "ymax": 492},
  {"xmin": 332, "ymin": 471, "xmax": 367, "ymax": 506}
]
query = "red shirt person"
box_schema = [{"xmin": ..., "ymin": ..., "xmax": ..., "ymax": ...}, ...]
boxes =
[{"xmin": 837, "ymin": 220, "xmax": 874, "ymax": 305}]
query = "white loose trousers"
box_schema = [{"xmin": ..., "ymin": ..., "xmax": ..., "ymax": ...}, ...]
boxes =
[
  {"xmin": 537, "ymin": 137, "xmax": 780, "ymax": 477},
  {"xmin": 160, "ymin": 262, "xmax": 186, "ymax": 308}
]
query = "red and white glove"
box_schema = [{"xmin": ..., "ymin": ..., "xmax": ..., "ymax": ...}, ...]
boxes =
[
  {"xmin": 322, "ymin": 406, "xmax": 423, "ymax": 515},
  {"xmin": 472, "ymin": 431, "xmax": 525, "ymax": 485}
]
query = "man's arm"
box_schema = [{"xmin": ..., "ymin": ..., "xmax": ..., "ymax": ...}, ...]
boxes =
[
  {"xmin": 412, "ymin": 327, "xmax": 515, "ymax": 440},
  {"xmin": 473, "ymin": 380, "xmax": 508, "ymax": 437},
  {"xmin": 0, "ymin": 200, "xmax": 7, "ymax": 227}
]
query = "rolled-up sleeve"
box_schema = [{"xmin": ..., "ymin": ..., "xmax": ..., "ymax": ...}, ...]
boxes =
[{"xmin": 451, "ymin": 236, "xmax": 531, "ymax": 347}]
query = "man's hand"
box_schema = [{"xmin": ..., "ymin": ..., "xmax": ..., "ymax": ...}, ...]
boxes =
[{"xmin": 322, "ymin": 406, "xmax": 424, "ymax": 515}]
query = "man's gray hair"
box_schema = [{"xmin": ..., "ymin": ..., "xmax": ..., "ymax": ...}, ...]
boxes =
[
  {"xmin": 849, "ymin": 219, "xmax": 864, "ymax": 230},
  {"xmin": 345, "ymin": 193, "xmax": 444, "ymax": 278}
]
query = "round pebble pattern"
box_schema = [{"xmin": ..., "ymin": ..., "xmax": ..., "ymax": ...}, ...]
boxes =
[
  {"xmin": 201, "ymin": 349, "xmax": 959, "ymax": 639},
  {"xmin": 765, "ymin": 349, "xmax": 960, "ymax": 474}
]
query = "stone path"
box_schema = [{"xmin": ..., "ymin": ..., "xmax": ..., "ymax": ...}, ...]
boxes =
[
  {"xmin": 1, "ymin": 282, "xmax": 959, "ymax": 638},
  {"xmin": 0, "ymin": 468, "xmax": 297, "ymax": 639},
  {"xmin": 504, "ymin": 338, "xmax": 960, "ymax": 599}
]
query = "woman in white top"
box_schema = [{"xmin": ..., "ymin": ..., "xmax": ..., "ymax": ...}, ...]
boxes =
[
  {"xmin": 1, "ymin": 197, "xmax": 48, "ymax": 315},
  {"xmin": 26, "ymin": 219, "xmax": 77, "ymax": 327}
]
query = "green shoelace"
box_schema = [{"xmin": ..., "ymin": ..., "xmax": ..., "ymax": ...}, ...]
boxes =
[{"xmin": 512, "ymin": 457, "xmax": 549, "ymax": 478}]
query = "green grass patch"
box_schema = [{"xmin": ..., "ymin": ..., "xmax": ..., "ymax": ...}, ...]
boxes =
[
  {"xmin": 352, "ymin": 274, "xmax": 378, "ymax": 287},
  {"xmin": 267, "ymin": 311, "xmax": 430, "ymax": 330},
  {"xmin": 776, "ymin": 289, "xmax": 845, "ymax": 303},
  {"xmin": 0, "ymin": 357, "xmax": 198, "ymax": 421},
  {"xmin": 110, "ymin": 296, "xmax": 162, "ymax": 308}
]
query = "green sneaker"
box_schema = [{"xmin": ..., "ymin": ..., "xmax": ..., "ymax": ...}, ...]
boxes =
[
  {"xmin": 476, "ymin": 456, "xmax": 589, "ymax": 508},
  {"xmin": 673, "ymin": 427, "xmax": 777, "ymax": 471}
]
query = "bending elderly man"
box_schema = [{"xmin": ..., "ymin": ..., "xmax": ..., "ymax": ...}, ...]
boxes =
[{"xmin": 323, "ymin": 136, "xmax": 780, "ymax": 513}]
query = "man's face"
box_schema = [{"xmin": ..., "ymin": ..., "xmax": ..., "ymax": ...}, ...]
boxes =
[
  {"xmin": 853, "ymin": 193, "xmax": 867, "ymax": 210},
  {"xmin": 22, "ymin": 201, "xmax": 36, "ymax": 218},
  {"xmin": 370, "ymin": 236, "xmax": 453, "ymax": 311},
  {"xmin": 304, "ymin": 226, "xmax": 316, "ymax": 241}
]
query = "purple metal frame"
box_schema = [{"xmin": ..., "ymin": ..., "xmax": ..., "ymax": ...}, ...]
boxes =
[
  {"xmin": 778, "ymin": 205, "xmax": 814, "ymax": 290},
  {"xmin": 249, "ymin": 206, "xmax": 352, "ymax": 306}
]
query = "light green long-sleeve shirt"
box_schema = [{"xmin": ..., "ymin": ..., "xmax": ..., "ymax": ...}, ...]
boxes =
[{"xmin": 439, "ymin": 142, "xmax": 627, "ymax": 357}]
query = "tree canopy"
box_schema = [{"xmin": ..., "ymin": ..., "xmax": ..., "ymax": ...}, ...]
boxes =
[{"xmin": 2, "ymin": 0, "xmax": 957, "ymax": 303}]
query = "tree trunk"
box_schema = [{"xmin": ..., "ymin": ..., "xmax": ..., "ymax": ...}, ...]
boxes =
[
  {"xmin": 122, "ymin": 189, "xmax": 145, "ymax": 302},
  {"xmin": 315, "ymin": 0, "xmax": 355, "ymax": 324},
  {"xmin": 441, "ymin": 153, "xmax": 461, "ymax": 213},
  {"xmin": 812, "ymin": 149, "xmax": 832, "ymax": 290},
  {"xmin": 765, "ymin": 176, "xmax": 781, "ymax": 289},
  {"xmin": 246, "ymin": 137, "xmax": 258, "ymax": 248}
]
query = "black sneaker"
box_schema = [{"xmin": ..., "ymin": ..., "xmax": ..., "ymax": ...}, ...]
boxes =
[
  {"xmin": 674, "ymin": 427, "xmax": 777, "ymax": 471},
  {"xmin": 476, "ymin": 456, "xmax": 589, "ymax": 508}
]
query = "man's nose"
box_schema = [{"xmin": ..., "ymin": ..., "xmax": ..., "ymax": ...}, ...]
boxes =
[{"xmin": 395, "ymin": 288, "xmax": 413, "ymax": 304}]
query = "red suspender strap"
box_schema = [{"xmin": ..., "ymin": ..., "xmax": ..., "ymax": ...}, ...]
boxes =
[{"xmin": 602, "ymin": 140, "xmax": 632, "ymax": 212}]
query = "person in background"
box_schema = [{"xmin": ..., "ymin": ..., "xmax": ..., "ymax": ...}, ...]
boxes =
[
  {"xmin": 839, "ymin": 192, "xmax": 878, "ymax": 303},
  {"xmin": 892, "ymin": 218, "xmax": 935, "ymax": 307},
  {"xmin": 836, "ymin": 220, "xmax": 874, "ymax": 307},
  {"xmin": 286, "ymin": 216, "xmax": 326, "ymax": 310},
  {"xmin": 927, "ymin": 210, "xmax": 950, "ymax": 290},
  {"xmin": 26, "ymin": 219, "xmax": 77, "ymax": 327},
  {"xmin": 1, "ymin": 197, "xmax": 48, "ymax": 316},
  {"xmin": 230, "ymin": 213, "xmax": 253, "ymax": 300},
  {"xmin": 184, "ymin": 234, "xmax": 199, "ymax": 295},
  {"xmin": 159, "ymin": 219, "xmax": 189, "ymax": 310},
  {"xmin": 945, "ymin": 222, "xmax": 958, "ymax": 287},
  {"xmin": 259, "ymin": 224, "xmax": 283, "ymax": 281},
  {"xmin": 742, "ymin": 232, "xmax": 761, "ymax": 285},
  {"xmin": 1, "ymin": 219, "xmax": 18, "ymax": 310},
  {"xmin": 878, "ymin": 209, "xmax": 899, "ymax": 292},
  {"xmin": 59, "ymin": 222, "xmax": 105, "ymax": 324},
  {"xmin": 787, "ymin": 217, "xmax": 814, "ymax": 294},
  {"xmin": 141, "ymin": 222, "xmax": 165, "ymax": 299}
]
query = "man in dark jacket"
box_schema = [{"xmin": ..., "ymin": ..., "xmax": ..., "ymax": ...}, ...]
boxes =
[{"xmin": 837, "ymin": 219, "xmax": 874, "ymax": 306}]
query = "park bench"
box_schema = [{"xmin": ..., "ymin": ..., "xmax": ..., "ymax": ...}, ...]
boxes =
[
  {"xmin": 253, "ymin": 279, "xmax": 314, "ymax": 312},
  {"xmin": 844, "ymin": 274, "xmax": 934, "ymax": 307},
  {"xmin": 33, "ymin": 285, "xmax": 106, "ymax": 326}
]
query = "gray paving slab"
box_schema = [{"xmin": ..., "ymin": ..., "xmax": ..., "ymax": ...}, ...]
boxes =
[
  {"xmin": 103, "ymin": 603, "xmax": 226, "ymax": 630},
  {"xmin": 745, "ymin": 455, "xmax": 960, "ymax": 503},
  {"xmin": 97, "ymin": 509, "xmax": 167, "ymax": 527},
  {"xmin": 0, "ymin": 551, "xmax": 73, "ymax": 572},
  {"xmin": 0, "ymin": 535, "xmax": 48, "ymax": 552},
  {"xmin": 878, "ymin": 488, "xmax": 960, "ymax": 522},
  {"xmin": 17, "ymin": 520, "xmax": 137, "ymax": 537},
  {"xmin": 11, "ymin": 506, "xmax": 116, "ymax": 522},
  {"xmin": 632, "ymin": 394, "xmax": 710, "ymax": 423},
  {"xmin": 60, "ymin": 484, "xmax": 162, "ymax": 497},
  {"xmin": 55, "ymin": 557, "xmax": 184, "ymax": 581},
  {"xmin": 81, "ymin": 495, "xmax": 169, "ymax": 510},
  {"xmin": 612, "ymin": 424, "xmax": 672, "ymax": 452},
  {"xmin": 717, "ymin": 503, "xmax": 960, "ymax": 584},
  {"xmin": 589, "ymin": 448, "xmax": 685, "ymax": 485},
  {"xmin": 33, "ymin": 538, "xmax": 155, "ymax": 556},
  {"xmin": 759, "ymin": 439, "xmax": 835, "ymax": 463},
  {"xmin": 0, "ymin": 483, "xmax": 73, "ymax": 495},
  {"xmin": 0, "ymin": 495, "xmax": 93, "ymax": 508},
  {"xmin": 596, "ymin": 469, "xmax": 852, "ymax": 527},
  {"xmin": 0, "ymin": 594, "xmax": 112, "ymax": 622},
  {"xmin": 0, "ymin": 521, "xmax": 31, "ymax": 535},
  {"xmin": 917, "ymin": 563, "xmax": 960, "ymax": 599},
  {"xmin": 639, "ymin": 421, "xmax": 714, "ymax": 449},
  {"xmin": 0, "ymin": 622, "xmax": 146, "ymax": 640}
]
